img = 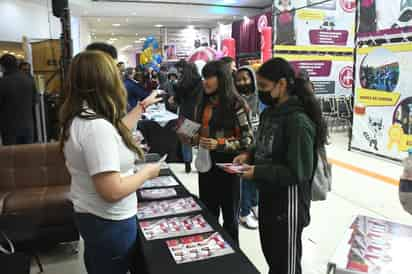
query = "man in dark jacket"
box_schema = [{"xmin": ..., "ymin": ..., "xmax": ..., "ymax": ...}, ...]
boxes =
[
  {"xmin": 124, "ymin": 67, "xmax": 149, "ymax": 110},
  {"xmin": 0, "ymin": 54, "xmax": 38, "ymax": 145}
]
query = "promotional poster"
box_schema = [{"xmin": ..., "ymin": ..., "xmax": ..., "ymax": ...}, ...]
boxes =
[
  {"xmin": 358, "ymin": 0, "xmax": 412, "ymax": 37},
  {"xmin": 137, "ymin": 197, "xmax": 202, "ymax": 220},
  {"xmin": 351, "ymin": 43, "xmax": 412, "ymax": 160},
  {"xmin": 275, "ymin": 53, "xmax": 354, "ymax": 97},
  {"xmin": 273, "ymin": 0, "xmax": 356, "ymax": 49}
]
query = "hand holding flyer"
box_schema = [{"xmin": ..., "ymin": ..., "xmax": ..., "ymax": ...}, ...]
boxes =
[
  {"xmin": 216, "ymin": 163, "xmax": 245, "ymax": 174},
  {"xmin": 176, "ymin": 117, "xmax": 201, "ymax": 138}
]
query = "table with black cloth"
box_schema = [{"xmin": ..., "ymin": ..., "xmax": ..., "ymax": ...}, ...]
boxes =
[{"xmin": 135, "ymin": 169, "xmax": 260, "ymax": 274}]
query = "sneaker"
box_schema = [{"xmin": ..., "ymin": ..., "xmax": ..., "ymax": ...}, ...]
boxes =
[
  {"xmin": 239, "ymin": 214, "xmax": 258, "ymax": 230},
  {"xmin": 185, "ymin": 162, "xmax": 191, "ymax": 173},
  {"xmin": 251, "ymin": 206, "xmax": 258, "ymax": 220}
]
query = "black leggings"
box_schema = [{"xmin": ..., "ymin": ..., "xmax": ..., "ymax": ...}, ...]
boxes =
[{"xmin": 198, "ymin": 154, "xmax": 241, "ymax": 246}]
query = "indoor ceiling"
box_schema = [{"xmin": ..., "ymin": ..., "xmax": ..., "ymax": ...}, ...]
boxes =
[{"xmin": 67, "ymin": 0, "xmax": 272, "ymax": 52}]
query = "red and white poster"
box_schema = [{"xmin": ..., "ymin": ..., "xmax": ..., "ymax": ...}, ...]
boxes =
[
  {"xmin": 137, "ymin": 197, "xmax": 201, "ymax": 220},
  {"xmin": 140, "ymin": 215, "xmax": 213, "ymax": 240},
  {"xmin": 166, "ymin": 232, "xmax": 234, "ymax": 264},
  {"xmin": 140, "ymin": 188, "xmax": 177, "ymax": 200},
  {"xmin": 141, "ymin": 176, "xmax": 179, "ymax": 189},
  {"xmin": 273, "ymin": 0, "xmax": 356, "ymax": 48}
]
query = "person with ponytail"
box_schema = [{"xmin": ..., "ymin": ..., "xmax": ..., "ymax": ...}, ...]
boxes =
[
  {"xmin": 60, "ymin": 51, "xmax": 161, "ymax": 274},
  {"xmin": 234, "ymin": 58, "xmax": 327, "ymax": 274}
]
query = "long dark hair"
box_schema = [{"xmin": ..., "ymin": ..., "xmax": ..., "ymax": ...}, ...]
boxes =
[
  {"xmin": 176, "ymin": 62, "xmax": 201, "ymax": 92},
  {"xmin": 198, "ymin": 60, "xmax": 246, "ymax": 129},
  {"xmin": 257, "ymin": 58, "xmax": 327, "ymax": 148}
]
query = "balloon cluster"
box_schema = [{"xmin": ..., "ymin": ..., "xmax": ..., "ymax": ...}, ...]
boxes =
[{"xmin": 139, "ymin": 36, "xmax": 163, "ymax": 72}]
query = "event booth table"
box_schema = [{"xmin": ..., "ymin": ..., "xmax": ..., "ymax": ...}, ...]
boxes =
[{"xmin": 135, "ymin": 161, "xmax": 259, "ymax": 274}]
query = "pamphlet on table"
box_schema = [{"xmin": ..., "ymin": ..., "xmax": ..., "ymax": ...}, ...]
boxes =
[
  {"xmin": 140, "ymin": 188, "xmax": 178, "ymax": 200},
  {"xmin": 140, "ymin": 214, "xmax": 213, "ymax": 240},
  {"xmin": 141, "ymin": 176, "xmax": 179, "ymax": 189},
  {"xmin": 137, "ymin": 197, "xmax": 201, "ymax": 219},
  {"xmin": 166, "ymin": 232, "xmax": 234, "ymax": 264}
]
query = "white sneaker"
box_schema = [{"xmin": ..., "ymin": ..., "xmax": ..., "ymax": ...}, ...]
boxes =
[
  {"xmin": 251, "ymin": 206, "xmax": 258, "ymax": 220},
  {"xmin": 239, "ymin": 214, "xmax": 258, "ymax": 230}
]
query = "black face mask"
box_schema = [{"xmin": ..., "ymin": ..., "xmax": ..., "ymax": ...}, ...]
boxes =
[
  {"xmin": 258, "ymin": 90, "xmax": 278, "ymax": 106},
  {"xmin": 236, "ymin": 84, "xmax": 254, "ymax": 95}
]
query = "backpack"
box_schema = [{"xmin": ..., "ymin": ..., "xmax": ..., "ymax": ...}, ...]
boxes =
[{"xmin": 312, "ymin": 147, "xmax": 332, "ymax": 201}]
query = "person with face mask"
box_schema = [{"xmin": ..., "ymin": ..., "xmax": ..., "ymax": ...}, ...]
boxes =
[
  {"xmin": 235, "ymin": 67, "xmax": 260, "ymax": 229},
  {"xmin": 234, "ymin": 58, "xmax": 327, "ymax": 274},
  {"xmin": 191, "ymin": 60, "xmax": 254, "ymax": 245}
]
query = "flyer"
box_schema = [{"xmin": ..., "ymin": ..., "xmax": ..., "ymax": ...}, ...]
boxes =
[
  {"xmin": 176, "ymin": 117, "xmax": 201, "ymax": 138},
  {"xmin": 140, "ymin": 214, "xmax": 213, "ymax": 240},
  {"xmin": 141, "ymin": 176, "xmax": 179, "ymax": 189},
  {"xmin": 140, "ymin": 188, "xmax": 177, "ymax": 200},
  {"xmin": 166, "ymin": 232, "xmax": 234, "ymax": 264},
  {"xmin": 216, "ymin": 163, "xmax": 245, "ymax": 174},
  {"xmin": 137, "ymin": 197, "xmax": 202, "ymax": 219},
  {"xmin": 329, "ymin": 215, "xmax": 412, "ymax": 274}
]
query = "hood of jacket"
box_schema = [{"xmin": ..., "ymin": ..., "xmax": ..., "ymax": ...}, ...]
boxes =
[{"xmin": 237, "ymin": 66, "xmax": 259, "ymax": 117}]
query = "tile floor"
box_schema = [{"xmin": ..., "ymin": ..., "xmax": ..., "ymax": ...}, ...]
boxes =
[{"xmin": 29, "ymin": 133, "xmax": 412, "ymax": 274}]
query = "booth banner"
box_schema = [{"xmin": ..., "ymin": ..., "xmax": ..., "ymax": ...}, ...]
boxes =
[
  {"xmin": 358, "ymin": 0, "xmax": 412, "ymax": 38},
  {"xmin": 273, "ymin": 0, "xmax": 356, "ymax": 49},
  {"xmin": 275, "ymin": 53, "xmax": 354, "ymax": 97},
  {"xmin": 351, "ymin": 43, "xmax": 412, "ymax": 160}
]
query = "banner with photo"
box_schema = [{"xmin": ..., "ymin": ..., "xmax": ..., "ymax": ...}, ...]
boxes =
[
  {"xmin": 351, "ymin": 43, "xmax": 412, "ymax": 160},
  {"xmin": 358, "ymin": 0, "xmax": 412, "ymax": 38},
  {"xmin": 275, "ymin": 53, "xmax": 354, "ymax": 97},
  {"xmin": 273, "ymin": 0, "xmax": 356, "ymax": 49}
]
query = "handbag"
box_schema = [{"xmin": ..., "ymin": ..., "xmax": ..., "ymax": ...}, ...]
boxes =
[{"xmin": 311, "ymin": 147, "xmax": 332, "ymax": 201}]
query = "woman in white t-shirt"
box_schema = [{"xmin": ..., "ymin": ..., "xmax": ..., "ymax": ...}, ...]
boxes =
[{"xmin": 59, "ymin": 51, "xmax": 161, "ymax": 274}]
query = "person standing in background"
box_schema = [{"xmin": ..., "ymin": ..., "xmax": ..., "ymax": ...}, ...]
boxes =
[
  {"xmin": 19, "ymin": 61, "xmax": 32, "ymax": 76},
  {"xmin": 192, "ymin": 60, "xmax": 254, "ymax": 245},
  {"xmin": 175, "ymin": 61, "xmax": 204, "ymax": 173},
  {"xmin": 124, "ymin": 67, "xmax": 149, "ymax": 111},
  {"xmin": 235, "ymin": 67, "xmax": 260, "ymax": 230},
  {"xmin": 0, "ymin": 54, "xmax": 37, "ymax": 145},
  {"xmin": 117, "ymin": 61, "xmax": 126, "ymax": 79}
]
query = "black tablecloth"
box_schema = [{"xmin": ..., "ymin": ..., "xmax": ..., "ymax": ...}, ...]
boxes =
[{"xmin": 136, "ymin": 171, "xmax": 260, "ymax": 274}]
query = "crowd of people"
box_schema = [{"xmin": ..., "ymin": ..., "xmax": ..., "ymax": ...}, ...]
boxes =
[{"xmin": 0, "ymin": 41, "xmax": 326, "ymax": 274}]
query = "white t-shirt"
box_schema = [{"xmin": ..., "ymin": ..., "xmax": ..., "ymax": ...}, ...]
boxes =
[{"xmin": 64, "ymin": 116, "xmax": 137, "ymax": 221}]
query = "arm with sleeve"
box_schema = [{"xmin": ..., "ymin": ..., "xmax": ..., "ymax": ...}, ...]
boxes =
[{"xmin": 253, "ymin": 115, "xmax": 315, "ymax": 188}]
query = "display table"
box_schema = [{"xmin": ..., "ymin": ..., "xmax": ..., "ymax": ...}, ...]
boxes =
[
  {"xmin": 327, "ymin": 215, "xmax": 412, "ymax": 274},
  {"xmin": 136, "ymin": 169, "xmax": 259, "ymax": 274}
]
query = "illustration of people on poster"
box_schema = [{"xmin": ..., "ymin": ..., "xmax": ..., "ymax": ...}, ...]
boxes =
[
  {"xmin": 351, "ymin": 43, "xmax": 412, "ymax": 160},
  {"xmin": 273, "ymin": 0, "xmax": 356, "ymax": 48},
  {"xmin": 358, "ymin": 0, "xmax": 412, "ymax": 36}
]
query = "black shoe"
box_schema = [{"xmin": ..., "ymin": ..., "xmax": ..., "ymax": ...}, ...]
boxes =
[{"xmin": 185, "ymin": 162, "xmax": 191, "ymax": 173}]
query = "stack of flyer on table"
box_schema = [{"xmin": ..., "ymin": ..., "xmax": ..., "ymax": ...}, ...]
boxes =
[{"xmin": 327, "ymin": 215, "xmax": 412, "ymax": 274}]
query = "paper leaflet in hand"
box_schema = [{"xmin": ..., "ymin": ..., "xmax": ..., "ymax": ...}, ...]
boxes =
[
  {"xmin": 166, "ymin": 232, "xmax": 234, "ymax": 264},
  {"xmin": 140, "ymin": 188, "xmax": 177, "ymax": 199},
  {"xmin": 176, "ymin": 117, "xmax": 201, "ymax": 138},
  {"xmin": 137, "ymin": 197, "xmax": 201, "ymax": 219},
  {"xmin": 216, "ymin": 163, "xmax": 245, "ymax": 174},
  {"xmin": 140, "ymin": 214, "xmax": 213, "ymax": 240}
]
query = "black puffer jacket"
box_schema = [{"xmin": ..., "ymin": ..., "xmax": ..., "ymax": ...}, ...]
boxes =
[{"xmin": 175, "ymin": 79, "xmax": 203, "ymax": 120}]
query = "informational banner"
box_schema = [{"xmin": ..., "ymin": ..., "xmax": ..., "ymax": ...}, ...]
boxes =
[
  {"xmin": 351, "ymin": 43, "xmax": 412, "ymax": 160},
  {"xmin": 275, "ymin": 54, "xmax": 354, "ymax": 97},
  {"xmin": 358, "ymin": 0, "xmax": 412, "ymax": 37},
  {"xmin": 273, "ymin": 0, "xmax": 356, "ymax": 49}
]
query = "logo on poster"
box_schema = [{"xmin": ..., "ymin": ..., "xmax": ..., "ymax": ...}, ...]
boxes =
[
  {"xmin": 340, "ymin": 0, "xmax": 356, "ymax": 12},
  {"xmin": 339, "ymin": 66, "xmax": 353, "ymax": 88},
  {"xmin": 258, "ymin": 15, "xmax": 268, "ymax": 33}
]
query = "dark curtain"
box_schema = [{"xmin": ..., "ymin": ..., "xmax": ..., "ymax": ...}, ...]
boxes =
[{"xmin": 232, "ymin": 12, "xmax": 273, "ymax": 56}]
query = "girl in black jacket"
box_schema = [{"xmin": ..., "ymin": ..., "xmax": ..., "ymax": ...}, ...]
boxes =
[{"xmin": 234, "ymin": 58, "xmax": 327, "ymax": 274}]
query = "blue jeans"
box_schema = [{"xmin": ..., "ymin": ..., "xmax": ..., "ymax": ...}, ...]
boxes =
[
  {"xmin": 74, "ymin": 213, "xmax": 138, "ymax": 274},
  {"xmin": 240, "ymin": 179, "xmax": 259, "ymax": 217},
  {"xmin": 181, "ymin": 143, "xmax": 193, "ymax": 163}
]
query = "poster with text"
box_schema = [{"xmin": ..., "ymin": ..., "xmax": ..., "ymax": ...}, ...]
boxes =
[
  {"xmin": 276, "ymin": 53, "xmax": 354, "ymax": 97},
  {"xmin": 358, "ymin": 0, "xmax": 412, "ymax": 38},
  {"xmin": 273, "ymin": 0, "xmax": 356, "ymax": 49},
  {"xmin": 351, "ymin": 43, "xmax": 412, "ymax": 160}
]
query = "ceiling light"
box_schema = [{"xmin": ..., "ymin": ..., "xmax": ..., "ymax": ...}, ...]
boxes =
[
  {"xmin": 188, "ymin": 25, "xmax": 194, "ymax": 29},
  {"xmin": 107, "ymin": 40, "xmax": 114, "ymax": 44},
  {"xmin": 109, "ymin": 37, "xmax": 118, "ymax": 41},
  {"xmin": 10, "ymin": 52, "xmax": 15, "ymax": 55},
  {"xmin": 97, "ymin": 18, "xmax": 101, "ymax": 22},
  {"xmin": 134, "ymin": 40, "xmax": 140, "ymax": 43},
  {"xmin": 3, "ymin": 50, "xmax": 8, "ymax": 53},
  {"xmin": 135, "ymin": 33, "xmax": 139, "ymax": 36},
  {"xmin": 125, "ymin": 18, "xmax": 129, "ymax": 22},
  {"xmin": 112, "ymin": 23, "xmax": 121, "ymax": 27},
  {"xmin": 155, "ymin": 24, "xmax": 163, "ymax": 28}
]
